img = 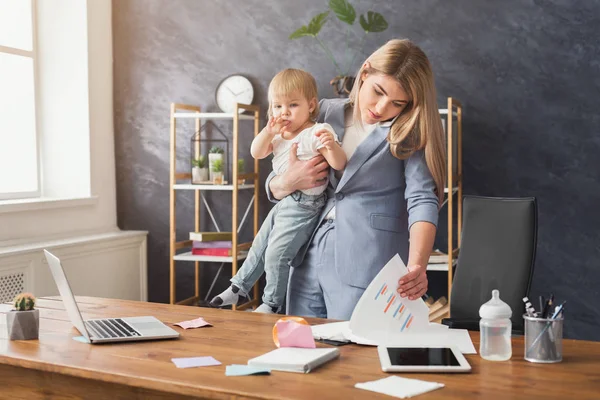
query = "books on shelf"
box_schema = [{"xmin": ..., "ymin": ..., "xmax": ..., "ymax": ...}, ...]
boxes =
[
  {"xmin": 189, "ymin": 248, "xmax": 249, "ymax": 258},
  {"xmin": 191, "ymin": 248, "xmax": 234, "ymax": 256},
  {"xmin": 429, "ymin": 249, "xmax": 457, "ymax": 264},
  {"xmin": 192, "ymin": 240, "xmax": 232, "ymax": 249},
  {"xmin": 429, "ymin": 253, "xmax": 449, "ymax": 264},
  {"xmin": 189, "ymin": 231, "xmax": 232, "ymax": 241}
]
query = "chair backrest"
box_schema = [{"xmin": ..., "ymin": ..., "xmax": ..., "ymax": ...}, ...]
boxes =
[{"xmin": 451, "ymin": 196, "xmax": 537, "ymax": 331}]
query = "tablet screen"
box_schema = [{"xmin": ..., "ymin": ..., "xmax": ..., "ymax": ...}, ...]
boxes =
[{"xmin": 387, "ymin": 347, "xmax": 460, "ymax": 366}]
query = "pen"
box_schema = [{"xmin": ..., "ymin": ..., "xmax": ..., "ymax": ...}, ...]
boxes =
[
  {"xmin": 522, "ymin": 297, "xmax": 535, "ymax": 317},
  {"xmin": 526, "ymin": 302, "xmax": 566, "ymax": 358},
  {"xmin": 539, "ymin": 296, "xmax": 545, "ymax": 318},
  {"xmin": 551, "ymin": 301, "xmax": 566, "ymax": 319},
  {"xmin": 542, "ymin": 294, "xmax": 554, "ymax": 318}
]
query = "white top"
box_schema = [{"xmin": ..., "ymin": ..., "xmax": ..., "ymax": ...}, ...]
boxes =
[
  {"xmin": 271, "ymin": 122, "xmax": 338, "ymax": 195},
  {"xmin": 325, "ymin": 109, "xmax": 393, "ymax": 219},
  {"xmin": 334, "ymin": 108, "xmax": 377, "ymax": 181}
]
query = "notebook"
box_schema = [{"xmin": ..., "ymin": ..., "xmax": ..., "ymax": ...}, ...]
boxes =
[{"xmin": 247, "ymin": 347, "xmax": 340, "ymax": 373}]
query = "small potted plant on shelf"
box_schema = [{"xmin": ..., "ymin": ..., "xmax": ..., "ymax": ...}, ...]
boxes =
[
  {"xmin": 208, "ymin": 146, "xmax": 225, "ymax": 181},
  {"xmin": 237, "ymin": 158, "xmax": 245, "ymax": 185},
  {"xmin": 3, "ymin": 293, "xmax": 39, "ymax": 340},
  {"xmin": 191, "ymin": 155, "xmax": 208, "ymax": 184},
  {"xmin": 211, "ymin": 158, "xmax": 224, "ymax": 185}
]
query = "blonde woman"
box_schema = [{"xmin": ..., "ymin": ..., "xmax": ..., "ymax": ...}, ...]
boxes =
[
  {"xmin": 211, "ymin": 69, "xmax": 346, "ymax": 313},
  {"xmin": 267, "ymin": 39, "xmax": 446, "ymax": 319}
]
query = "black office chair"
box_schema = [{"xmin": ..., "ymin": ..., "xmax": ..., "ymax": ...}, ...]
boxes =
[{"xmin": 442, "ymin": 196, "xmax": 537, "ymax": 333}]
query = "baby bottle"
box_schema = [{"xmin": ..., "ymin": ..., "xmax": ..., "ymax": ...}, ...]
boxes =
[{"xmin": 479, "ymin": 289, "xmax": 512, "ymax": 361}]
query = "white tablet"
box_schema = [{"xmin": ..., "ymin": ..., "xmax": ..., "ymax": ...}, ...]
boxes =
[{"xmin": 377, "ymin": 346, "xmax": 471, "ymax": 373}]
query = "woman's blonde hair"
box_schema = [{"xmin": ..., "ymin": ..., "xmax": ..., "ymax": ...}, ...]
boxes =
[
  {"xmin": 267, "ymin": 68, "xmax": 319, "ymax": 120},
  {"xmin": 349, "ymin": 39, "xmax": 446, "ymax": 205}
]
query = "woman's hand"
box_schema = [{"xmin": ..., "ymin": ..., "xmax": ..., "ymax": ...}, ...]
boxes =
[
  {"xmin": 283, "ymin": 143, "xmax": 329, "ymax": 191},
  {"xmin": 270, "ymin": 143, "xmax": 329, "ymax": 199},
  {"xmin": 397, "ymin": 264, "xmax": 428, "ymax": 300}
]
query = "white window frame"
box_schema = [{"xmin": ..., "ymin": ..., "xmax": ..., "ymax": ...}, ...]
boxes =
[{"xmin": 0, "ymin": 0, "xmax": 41, "ymax": 201}]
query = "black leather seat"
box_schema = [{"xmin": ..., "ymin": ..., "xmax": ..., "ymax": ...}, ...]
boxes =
[{"xmin": 442, "ymin": 196, "xmax": 537, "ymax": 334}]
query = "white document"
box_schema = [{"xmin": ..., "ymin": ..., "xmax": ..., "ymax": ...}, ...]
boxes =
[
  {"xmin": 356, "ymin": 376, "xmax": 444, "ymax": 399},
  {"xmin": 311, "ymin": 321, "xmax": 351, "ymax": 342},
  {"xmin": 350, "ymin": 254, "xmax": 433, "ymax": 339},
  {"xmin": 346, "ymin": 254, "xmax": 477, "ymax": 354}
]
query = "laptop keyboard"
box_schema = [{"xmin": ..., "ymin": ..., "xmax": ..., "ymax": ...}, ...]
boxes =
[{"xmin": 85, "ymin": 318, "xmax": 141, "ymax": 339}]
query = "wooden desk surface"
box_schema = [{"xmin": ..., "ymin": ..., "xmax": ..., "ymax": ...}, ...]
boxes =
[{"xmin": 1, "ymin": 297, "xmax": 599, "ymax": 400}]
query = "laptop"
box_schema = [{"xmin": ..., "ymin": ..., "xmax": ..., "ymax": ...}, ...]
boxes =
[{"xmin": 44, "ymin": 249, "xmax": 180, "ymax": 343}]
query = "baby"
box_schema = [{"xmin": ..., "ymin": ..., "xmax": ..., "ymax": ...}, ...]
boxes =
[{"xmin": 210, "ymin": 69, "xmax": 346, "ymax": 313}]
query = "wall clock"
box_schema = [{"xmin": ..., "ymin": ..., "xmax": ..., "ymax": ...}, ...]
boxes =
[{"xmin": 215, "ymin": 74, "xmax": 254, "ymax": 114}]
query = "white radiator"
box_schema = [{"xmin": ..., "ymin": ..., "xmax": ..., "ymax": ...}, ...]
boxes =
[{"xmin": 0, "ymin": 231, "xmax": 147, "ymax": 303}]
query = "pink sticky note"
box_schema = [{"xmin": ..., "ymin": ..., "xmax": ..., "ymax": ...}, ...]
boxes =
[
  {"xmin": 171, "ymin": 356, "xmax": 221, "ymax": 368},
  {"xmin": 276, "ymin": 320, "xmax": 316, "ymax": 348},
  {"xmin": 174, "ymin": 317, "xmax": 212, "ymax": 329}
]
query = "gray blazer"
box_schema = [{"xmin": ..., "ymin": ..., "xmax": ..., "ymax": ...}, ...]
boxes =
[{"xmin": 266, "ymin": 98, "xmax": 439, "ymax": 289}]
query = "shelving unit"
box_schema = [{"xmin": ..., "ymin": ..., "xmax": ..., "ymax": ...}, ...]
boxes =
[
  {"xmin": 169, "ymin": 102, "xmax": 261, "ymax": 311},
  {"xmin": 427, "ymin": 98, "xmax": 463, "ymax": 304}
]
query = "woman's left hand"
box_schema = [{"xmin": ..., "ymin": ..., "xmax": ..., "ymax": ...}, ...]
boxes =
[{"xmin": 397, "ymin": 264, "xmax": 428, "ymax": 300}]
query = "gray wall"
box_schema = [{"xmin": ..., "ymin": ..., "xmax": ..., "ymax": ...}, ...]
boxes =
[{"xmin": 113, "ymin": 0, "xmax": 600, "ymax": 340}]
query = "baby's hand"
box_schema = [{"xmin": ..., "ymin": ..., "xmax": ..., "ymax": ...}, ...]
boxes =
[
  {"xmin": 315, "ymin": 129, "xmax": 336, "ymax": 150},
  {"xmin": 266, "ymin": 116, "xmax": 289, "ymax": 136}
]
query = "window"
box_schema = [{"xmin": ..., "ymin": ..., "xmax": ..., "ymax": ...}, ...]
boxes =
[{"xmin": 0, "ymin": 0, "xmax": 39, "ymax": 200}]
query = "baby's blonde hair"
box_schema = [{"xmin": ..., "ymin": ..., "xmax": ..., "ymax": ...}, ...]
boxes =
[
  {"xmin": 349, "ymin": 39, "xmax": 446, "ymax": 205},
  {"xmin": 267, "ymin": 69, "xmax": 319, "ymax": 120}
]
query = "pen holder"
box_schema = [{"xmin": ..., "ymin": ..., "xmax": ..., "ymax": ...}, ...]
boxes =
[{"xmin": 523, "ymin": 314, "xmax": 564, "ymax": 363}]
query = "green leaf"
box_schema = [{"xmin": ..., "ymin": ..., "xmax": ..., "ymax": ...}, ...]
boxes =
[
  {"xmin": 290, "ymin": 11, "xmax": 329, "ymax": 39},
  {"xmin": 307, "ymin": 11, "xmax": 329, "ymax": 35},
  {"xmin": 329, "ymin": 0, "xmax": 355, "ymax": 25},
  {"xmin": 359, "ymin": 11, "xmax": 388, "ymax": 33},
  {"xmin": 289, "ymin": 25, "xmax": 314, "ymax": 40}
]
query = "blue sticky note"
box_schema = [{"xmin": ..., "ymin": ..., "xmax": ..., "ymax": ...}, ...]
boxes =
[
  {"xmin": 73, "ymin": 336, "xmax": 91, "ymax": 343},
  {"xmin": 225, "ymin": 364, "xmax": 271, "ymax": 376}
]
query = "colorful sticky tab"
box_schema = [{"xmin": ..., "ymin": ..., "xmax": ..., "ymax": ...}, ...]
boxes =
[
  {"xmin": 174, "ymin": 317, "xmax": 212, "ymax": 329},
  {"xmin": 72, "ymin": 336, "xmax": 91, "ymax": 343},
  {"xmin": 171, "ymin": 356, "xmax": 221, "ymax": 368}
]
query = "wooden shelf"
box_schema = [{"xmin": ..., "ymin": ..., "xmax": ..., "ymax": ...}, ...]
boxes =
[
  {"xmin": 427, "ymin": 259, "xmax": 458, "ymax": 272},
  {"xmin": 169, "ymin": 102, "xmax": 261, "ymax": 310},
  {"xmin": 438, "ymin": 109, "xmax": 458, "ymax": 117},
  {"xmin": 442, "ymin": 97, "xmax": 463, "ymax": 306},
  {"xmin": 173, "ymin": 112, "xmax": 256, "ymax": 120},
  {"xmin": 173, "ymin": 251, "xmax": 249, "ymax": 263},
  {"xmin": 173, "ymin": 183, "xmax": 255, "ymax": 191}
]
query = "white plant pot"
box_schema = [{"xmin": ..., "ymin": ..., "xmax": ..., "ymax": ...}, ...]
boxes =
[
  {"xmin": 1, "ymin": 309, "xmax": 40, "ymax": 340},
  {"xmin": 208, "ymin": 154, "xmax": 223, "ymax": 181},
  {"xmin": 192, "ymin": 167, "xmax": 208, "ymax": 184}
]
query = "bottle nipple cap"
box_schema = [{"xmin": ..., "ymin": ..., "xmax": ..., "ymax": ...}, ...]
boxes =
[{"xmin": 479, "ymin": 289, "xmax": 512, "ymax": 319}]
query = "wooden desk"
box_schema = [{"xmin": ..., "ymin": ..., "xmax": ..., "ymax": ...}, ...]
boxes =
[{"xmin": 1, "ymin": 297, "xmax": 599, "ymax": 399}]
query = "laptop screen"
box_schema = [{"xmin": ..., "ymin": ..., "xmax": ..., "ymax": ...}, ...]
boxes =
[{"xmin": 44, "ymin": 250, "xmax": 91, "ymax": 342}]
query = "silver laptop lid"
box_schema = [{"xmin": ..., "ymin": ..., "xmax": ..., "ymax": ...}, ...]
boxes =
[{"xmin": 43, "ymin": 249, "xmax": 91, "ymax": 342}]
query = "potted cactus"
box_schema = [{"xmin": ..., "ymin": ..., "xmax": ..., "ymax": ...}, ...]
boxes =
[
  {"xmin": 211, "ymin": 158, "xmax": 224, "ymax": 184},
  {"xmin": 208, "ymin": 146, "xmax": 225, "ymax": 181},
  {"xmin": 4, "ymin": 293, "xmax": 39, "ymax": 340},
  {"xmin": 191, "ymin": 155, "xmax": 208, "ymax": 183},
  {"xmin": 237, "ymin": 158, "xmax": 245, "ymax": 185}
]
